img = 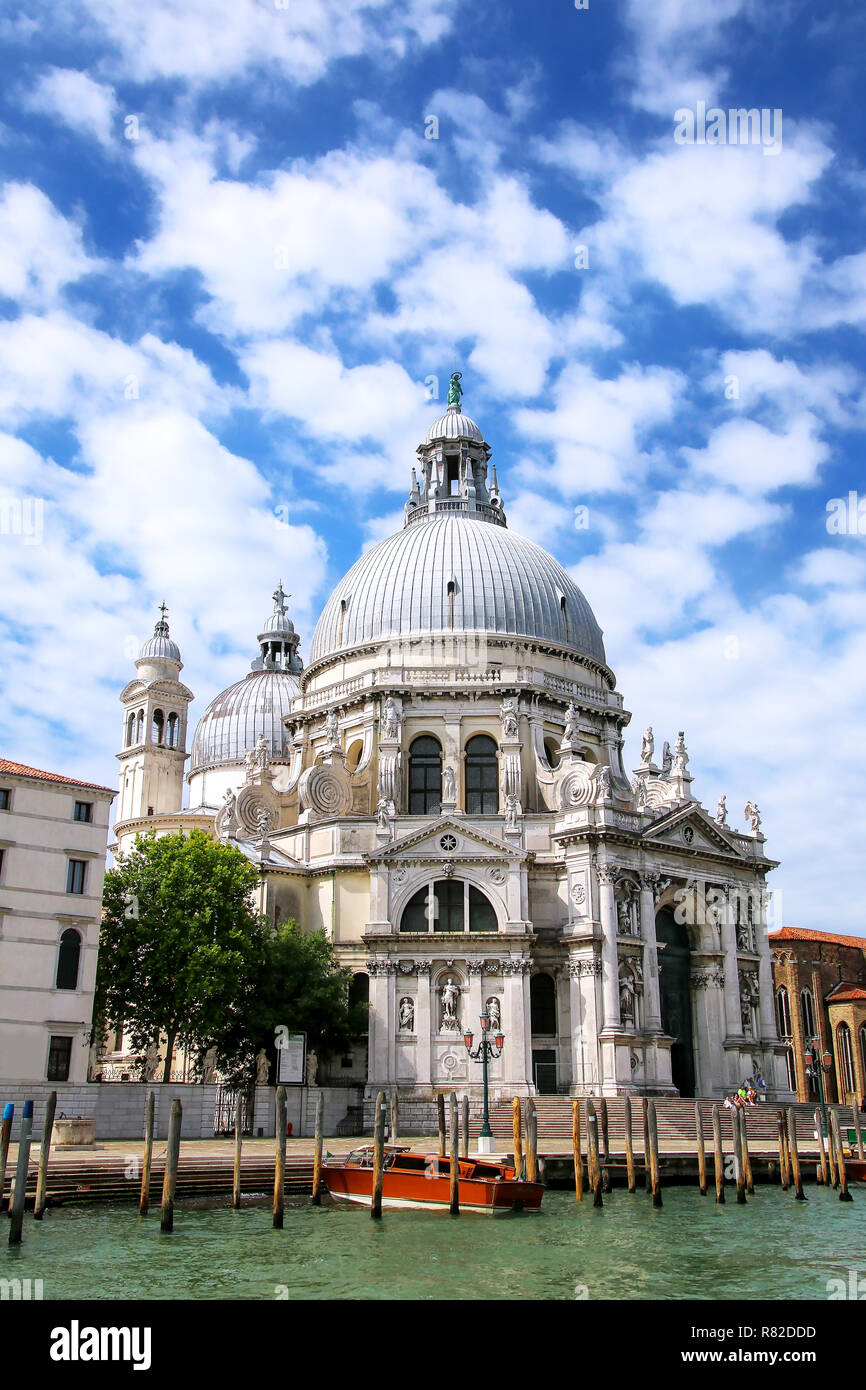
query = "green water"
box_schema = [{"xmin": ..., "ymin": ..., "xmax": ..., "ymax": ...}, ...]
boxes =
[{"xmin": 3, "ymin": 1187, "xmax": 863, "ymax": 1300}]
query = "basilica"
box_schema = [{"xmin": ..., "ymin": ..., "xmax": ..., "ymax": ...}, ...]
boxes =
[{"xmin": 112, "ymin": 376, "xmax": 793, "ymax": 1110}]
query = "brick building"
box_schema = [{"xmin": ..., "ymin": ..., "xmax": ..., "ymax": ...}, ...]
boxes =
[{"xmin": 770, "ymin": 926, "xmax": 866, "ymax": 1106}]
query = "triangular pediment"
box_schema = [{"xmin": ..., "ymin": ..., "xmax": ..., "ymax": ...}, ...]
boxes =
[
  {"xmin": 365, "ymin": 815, "xmax": 528, "ymax": 865},
  {"xmin": 640, "ymin": 802, "xmax": 749, "ymax": 859}
]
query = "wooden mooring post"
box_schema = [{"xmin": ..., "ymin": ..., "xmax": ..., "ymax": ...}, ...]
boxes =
[
  {"xmin": 437, "ymin": 1093, "xmax": 446, "ymax": 1158},
  {"xmin": 695, "ymin": 1103, "xmax": 707, "ymax": 1196},
  {"xmin": 787, "ymin": 1107, "xmax": 806, "ymax": 1201},
  {"xmin": 272, "ymin": 1087, "xmax": 287, "ymax": 1230},
  {"xmin": 586, "ymin": 1103, "xmax": 603, "ymax": 1208},
  {"xmin": 33, "ymin": 1090, "xmax": 56, "ymax": 1221},
  {"xmin": 814, "ymin": 1108, "xmax": 829, "ymax": 1187},
  {"xmin": 599, "ymin": 1098, "xmax": 610, "ymax": 1192},
  {"xmin": 572, "ymin": 1099, "xmax": 584, "ymax": 1202},
  {"xmin": 732, "ymin": 1108, "xmax": 746, "ymax": 1204},
  {"xmin": 460, "ymin": 1094, "xmax": 469, "ymax": 1161},
  {"xmin": 642, "ymin": 1097, "xmax": 651, "ymax": 1193},
  {"xmin": 8, "ymin": 1100, "xmax": 33, "ymax": 1246},
  {"xmin": 449, "ymin": 1092, "xmax": 459, "ymax": 1216},
  {"xmin": 647, "ymin": 1100, "xmax": 662, "ymax": 1208},
  {"xmin": 371, "ymin": 1089, "xmax": 386, "ymax": 1219},
  {"xmin": 512, "ymin": 1097, "xmax": 523, "ymax": 1177},
  {"xmin": 311, "ymin": 1091, "xmax": 324, "ymax": 1206},
  {"xmin": 740, "ymin": 1107, "xmax": 754, "ymax": 1195},
  {"xmin": 712, "ymin": 1103, "xmax": 725, "ymax": 1204},
  {"xmin": 232, "ymin": 1093, "xmax": 243, "ymax": 1210},
  {"xmin": 526, "ymin": 1099, "xmax": 538, "ymax": 1185},
  {"xmin": 830, "ymin": 1110, "xmax": 854, "ymax": 1203},
  {"xmin": 624, "ymin": 1096, "xmax": 636, "ymax": 1194},
  {"xmin": 140, "ymin": 1091, "xmax": 155, "ymax": 1216},
  {"xmin": 160, "ymin": 1098, "xmax": 183, "ymax": 1233},
  {"xmin": 826, "ymin": 1109, "xmax": 838, "ymax": 1188},
  {"xmin": 0, "ymin": 1102, "xmax": 12, "ymax": 1210},
  {"xmin": 852, "ymin": 1102, "xmax": 865, "ymax": 1161},
  {"xmin": 777, "ymin": 1110, "xmax": 790, "ymax": 1190}
]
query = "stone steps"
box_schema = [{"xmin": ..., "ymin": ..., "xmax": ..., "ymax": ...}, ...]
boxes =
[{"xmin": 469, "ymin": 1097, "xmax": 823, "ymax": 1147}]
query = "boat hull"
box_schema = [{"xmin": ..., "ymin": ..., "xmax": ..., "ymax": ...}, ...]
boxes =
[{"xmin": 323, "ymin": 1164, "xmax": 543, "ymax": 1212}]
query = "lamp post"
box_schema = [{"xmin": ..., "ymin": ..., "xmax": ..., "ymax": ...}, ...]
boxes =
[
  {"xmin": 464, "ymin": 1009, "xmax": 504, "ymax": 1156},
  {"xmin": 804, "ymin": 1038, "xmax": 833, "ymax": 1139}
]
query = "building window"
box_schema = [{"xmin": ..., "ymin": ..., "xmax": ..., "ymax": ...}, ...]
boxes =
[
  {"xmin": 47, "ymin": 1035, "xmax": 73, "ymax": 1082},
  {"xmin": 73, "ymin": 801, "xmax": 93, "ymax": 823},
  {"xmin": 838, "ymin": 1023, "xmax": 856, "ymax": 1099},
  {"xmin": 399, "ymin": 880, "xmax": 498, "ymax": 933},
  {"xmin": 775, "ymin": 986, "xmax": 792, "ymax": 1037},
  {"xmin": 530, "ymin": 973, "xmax": 557, "ymax": 1035},
  {"xmin": 135, "ymin": 710, "xmax": 144, "ymax": 743},
  {"xmin": 66, "ymin": 859, "xmax": 86, "ymax": 895},
  {"xmin": 151, "ymin": 708, "xmax": 164, "ymax": 745},
  {"xmin": 56, "ymin": 927, "xmax": 82, "ymax": 991},
  {"xmin": 785, "ymin": 1046, "xmax": 797, "ymax": 1093},
  {"xmin": 408, "ymin": 736, "xmax": 442, "ymax": 815},
  {"xmin": 0, "ymin": 788, "xmax": 9, "ymax": 810},
  {"xmin": 464, "ymin": 734, "xmax": 499, "ymax": 814},
  {"xmin": 167, "ymin": 712, "xmax": 179, "ymax": 749},
  {"xmin": 800, "ymin": 989, "xmax": 816, "ymax": 1040}
]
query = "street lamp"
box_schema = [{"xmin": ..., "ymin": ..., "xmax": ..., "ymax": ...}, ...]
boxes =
[
  {"xmin": 804, "ymin": 1038, "xmax": 833, "ymax": 1139},
  {"xmin": 464, "ymin": 1009, "xmax": 504, "ymax": 1155}
]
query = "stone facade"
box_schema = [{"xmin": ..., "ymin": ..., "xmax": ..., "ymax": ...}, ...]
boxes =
[{"xmin": 771, "ymin": 926, "xmax": 866, "ymax": 1105}]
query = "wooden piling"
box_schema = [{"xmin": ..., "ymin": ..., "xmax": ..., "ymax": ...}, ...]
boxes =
[
  {"xmin": 814, "ymin": 1108, "xmax": 829, "ymax": 1188},
  {"xmin": 586, "ymin": 1104, "xmax": 603, "ymax": 1208},
  {"xmin": 694, "ymin": 1103, "xmax": 707, "ymax": 1196},
  {"xmin": 712, "ymin": 1103, "xmax": 725, "ymax": 1204},
  {"xmin": 776, "ymin": 1110, "xmax": 790, "ymax": 1190},
  {"xmin": 572, "ymin": 1099, "xmax": 584, "ymax": 1202},
  {"xmin": 272, "ymin": 1086, "xmax": 286, "ymax": 1230},
  {"xmin": 512, "ymin": 1097, "xmax": 523, "ymax": 1178},
  {"xmin": 0, "ymin": 1102, "xmax": 12, "ymax": 1211},
  {"xmin": 33, "ymin": 1090, "xmax": 56, "ymax": 1220},
  {"xmin": 830, "ymin": 1110, "xmax": 854, "ymax": 1203},
  {"xmin": 8, "ymin": 1100, "xmax": 33, "ymax": 1245},
  {"xmin": 624, "ymin": 1096, "xmax": 636, "ymax": 1194},
  {"xmin": 160, "ymin": 1097, "xmax": 183, "ymax": 1233},
  {"xmin": 371, "ymin": 1088, "xmax": 386, "ymax": 1218},
  {"xmin": 787, "ymin": 1106, "xmax": 806, "ymax": 1201},
  {"xmin": 390, "ymin": 1090, "xmax": 398, "ymax": 1144},
  {"xmin": 599, "ymin": 1097, "xmax": 611, "ymax": 1192},
  {"xmin": 825, "ymin": 1109, "xmax": 838, "ymax": 1188},
  {"xmin": 460, "ymin": 1094, "xmax": 469, "ymax": 1161},
  {"xmin": 642, "ymin": 1097, "xmax": 651, "ymax": 1193},
  {"xmin": 230, "ymin": 1093, "xmax": 243, "ymax": 1210},
  {"xmin": 740, "ymin": 1106, "xmax": 754, "ymax": 1195},
  {"xmin": 526, "ymin": 1098, "xmax": 538, "ymax": 1185},
  {"xmin": 140, "ymin": 1091, "xmax": 155, "ymax": 1216},
  {"xmin": 731, "ymin": 1108, "xmax": 746, "ymax": 1204},
  {"xmin": 647, "ymin": 1100, "xmax": 662, "ymax": 1208},
  {"xmin": 852, "ymin": 1102, "xmax": 864, "ymax": 1161},
  {"xmin": 449, "ymin": 1092, "xmax": 459, "ymax": 1216},
  {"xmin": 437, "ymin": 1092, "xmax": 446, "ymax": 1158},
  {"xmin": 311, "ymin": 1091, "xmax": 324, "ymax": 1206}
]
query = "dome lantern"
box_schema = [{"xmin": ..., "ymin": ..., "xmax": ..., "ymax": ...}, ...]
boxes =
[
  {"xmin": 137, "ymin": 603, "xmax": 182, "ymax": 669},
  {"xmin": 406, "ymin": 371, "xmax": 503, "ymax": 529},
  {"xmin": 252, "ymin": 582, "xmax": 302, "ymax": 674}
]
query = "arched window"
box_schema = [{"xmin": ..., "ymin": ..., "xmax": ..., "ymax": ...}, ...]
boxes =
[
  {"xmin": 544, "ymin": 738, "xmax": 559, "ymax": 769},
  {"xmin": 530, "ymin": 974, "xmax": 557, "ymax": 1036},
  {"xmin": 800, "ymin": 989, "xmax": 816, "ymax": 1041},
  {"xmin": 837, "ymin": 1022, "xmax": 856, "ymax": 1098},
  {"xmin": 56, "ymin": 928, "xmax": 82, "ymax": 991},
  {"xmin": 399, "ymin": 880, "xmax": 498, "ymax": 933},
  {"xmin": 408, "ymin": 736, "xmax": 442, "ymax": 815},
  {"xmin": 135, "ymin": 710, "xmax": 144, "ymax": 743},
  {"xmin": 464, "ymin": 734, "xmax": 499, "ymax": 814},
  {"xmin": 785, "ymin": 1046, "xmax": 797, "ymax": 1093},
  {"xmin": 776, "ymin": 986, "xmax": 792, "ymax": 1037},
  {"xmin": 167, "ymin": 712, "xmax": 178, "ymax": 749},
  {"xmin": 126, "ymin": 712, "xmax": 135, "ymax": 747},
  {"xmin": 151, "ymin": 709, "xmax": 164, "ymax": 745}
]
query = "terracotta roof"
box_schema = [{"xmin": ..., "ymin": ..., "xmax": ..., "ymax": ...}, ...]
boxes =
[
  {"xmin": 770, "ymin": 926, "xmax": 866, "ymax": 952},
  {"xmin": 826, "ymin": 985, "xmax": 866, "ymax": 1004},
  {"xmin": 0, "ymin": 759, "xmax": 115, "ymax": 795}
]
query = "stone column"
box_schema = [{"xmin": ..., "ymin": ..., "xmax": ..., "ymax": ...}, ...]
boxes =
[
  {"xmin": 568, "ymin": 958, "xmax": 600, "ymax": 1092},
  {"xmin": 756, "ymin": 934, "xmax": 776, "ymax": 1040},
  {"xmin": 504, "ymin": 961, "xmax": 530, "ymax": 1089},
  {"xmin": 368, "ymin": 961, "xmax": 390, "ymax": 1087},
  {"xmin": 638, "ymin": 873, "xmax": 663, "ymax": 1031},
  {"xmin": 416, "ymin": 962, "xmax": 432, "ymax": 1088},
  {"xmin": 597, "ymin": 863, "xmax": 621, "ymax": 1031},
  {"xmin": 719, "ymin": 889, "xmax": 743, "ymax": 1039}
]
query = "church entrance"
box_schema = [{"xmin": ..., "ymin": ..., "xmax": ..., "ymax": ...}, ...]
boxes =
[
  {"xmin": 532, "ymin": 1049, "xmax": 557, "ymax": 1094},
  {"xmin": 656, "ymin": 908, "xmax": 696, "ymax": 1098}
]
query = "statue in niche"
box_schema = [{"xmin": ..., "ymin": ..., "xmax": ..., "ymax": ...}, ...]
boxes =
[
  {"xmin": 487, "ymin": 997, "xmax": 501, "ymax": 1031},
  {"xmin": 617, "ymin": 897, "xmax": 633, "ymax": 935},
  {"xmin": 619, "ymin": 971, "xmax": 636, "ymax": 1022},
  {"xmin": 440, "ymin": 976, "xmax": 460, "ymax": 1031},
  {"xmin": 499, "ymin": 699, "xmax": 518, "ymax": 738},
  {"xmin": 255, "ymin": 1048, "xmax": 270, "ymax": 1085},
  {"xmin": 443, "ymin": 765, "xmax": 456, "ymax": 802},
  {"xmin": 382, "ymin": 697, "xmax": 400, "ymax": 739},
  {"xmin": 716, "ymin": 794, "xmax": 728, "ymax": 826},
  {"xmin": 399, "ymin": 997, "xmax": 415, "ymax": 1031},
  {"xmin": 661, "ymin": 741, "xmax": 672, "ymax": 774},
  {"xmin": 640, "ymin": 726, "xmax": 654, "ymax": 763}
]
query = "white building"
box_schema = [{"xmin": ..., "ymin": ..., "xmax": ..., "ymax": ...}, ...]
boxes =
[
  {"xmin": 0, "ymin": 759, "xmax": 115, "ymax": 1084},
  {"xmin": 112, "ymin": 379, "xmax": 792, "ymax": 1108}
]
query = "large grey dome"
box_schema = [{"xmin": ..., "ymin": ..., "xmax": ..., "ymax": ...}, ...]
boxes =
[
  {"xmin": 309, "ymin": 514, "xmax": 605, "ymax": 666},
  {"xmin": 190, "ymin": 670, "xmax": 299, "ymax": 772}
]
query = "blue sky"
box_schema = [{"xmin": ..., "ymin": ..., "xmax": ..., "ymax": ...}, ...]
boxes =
[{"xmin": 1, "ymin": 0, "xmax": 865, "ymax": 931}]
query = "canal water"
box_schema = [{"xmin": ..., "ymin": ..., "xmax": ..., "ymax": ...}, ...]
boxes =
[{"xmin": 3, "ymin": 1187, "xmax": 863, "ymax": 1300}]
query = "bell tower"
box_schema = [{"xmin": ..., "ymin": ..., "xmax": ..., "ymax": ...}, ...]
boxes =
[{"xmin": 116, "ymin": 605, "xmax": 194, "ymax": 824}]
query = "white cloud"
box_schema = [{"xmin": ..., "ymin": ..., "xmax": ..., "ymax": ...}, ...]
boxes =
[
  {"xmin": 683, "ymin": 415, "xmax": 828, "ymax": 496},
  {"xmin": 24, "ymin": 67, "xmax": 118, "ymax": 147},
  {"xmin": 0, "ymin": 183, "xmax": 97, "ymax": 307}
]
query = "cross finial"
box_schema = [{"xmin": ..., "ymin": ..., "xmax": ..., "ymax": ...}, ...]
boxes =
[{"xmin": 158, "ymin": 602, "xmax": 168, "ymax": 622}]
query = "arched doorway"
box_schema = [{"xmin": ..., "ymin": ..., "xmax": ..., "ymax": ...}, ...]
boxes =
[
  {"xmin": 656, "ymin": 908, "xmax": 696, "ymax": 1098},
  {"xmin": 530, "ymin": 973, "xmax": 558, "ymax": 1094}
]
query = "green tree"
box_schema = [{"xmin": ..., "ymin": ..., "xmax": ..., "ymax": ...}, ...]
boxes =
[
  {"xmin": 216, "ymin": 921, "xmax": 367, "ymax": 1084},
  {"xmin": 95, "ymin": 830, "xmax": 268, "ymax": 1081}
]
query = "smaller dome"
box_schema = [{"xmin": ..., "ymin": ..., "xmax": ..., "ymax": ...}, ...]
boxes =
[
  {"xmin": 259, "ymin": 610, "xmax": 295, "ymax": 640},
  {"xmin": 138, "ymin": 609, "xmax": 181, "ymax": 665},
  {"xmin": 190, "ymin": 669, "xmax": 300, "ymax": 773},
  {"xmin": 425, "ymin": 406, "xmax": 484, "ymax": 445}
]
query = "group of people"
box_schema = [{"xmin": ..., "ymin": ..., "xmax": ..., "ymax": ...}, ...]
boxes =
[{"xmin": 723, "ymin": 1073, "xmax": 766, "ymax": 1109}]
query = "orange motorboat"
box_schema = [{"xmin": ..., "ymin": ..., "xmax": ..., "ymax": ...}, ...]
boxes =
[{"xmin": 322, "ymin": 1145, "xmax": 543, "ymax": 1212}]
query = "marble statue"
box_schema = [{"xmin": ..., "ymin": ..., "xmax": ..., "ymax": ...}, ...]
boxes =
[
  {"xmin": 376, "ymin": 798, "xmax": 391, "ymax": 833},
  {"xmin": 672, "ymin": 731, "xmax": 688, "ymax": 774},
  {"xmin": 443, "ymin": 765, "xmax": 456, "ymax": 802},
  {"xmin": 306, "ymin": 1050, "xmax": 318, "ymax": 1087},
  {"xmin": 382, "ymin": 696, "xmax": 399, "ymax": 739},
  {"xmin": 661, "ymin": 741, "xmax": 672, "ymax": 774},
  {"xmin": 716, "ymin": 794, "xmax": 728, "ymax": 827},
  {"xmin": 744, "ymin": 801, "xmax": 762, "ymax": 834},
  {"xmin": 487, "ymin": 997, "xmax": 501, "ymax": 1031},
  {"xmin": 244, "ymin": 734, "xmax": 270, "ymax": 777},
  {"xmin": 562, "ymin": 702, "xmax": 577, "ymax": 745},
  {"xmin": 505, "ymin": 793, "xmax": 521, "ymax": 828},
  {"xmin": 399, "ymin": 997, "xmax": 415, "ymax": 1031},
  {"xmin": 255, "ymin": 1048, "xmax": 270, "ymax": 1085},
  {"xmin": 640, "ymin": 726, "xmax": 654, "ymax": 763},
  {"xmin": 617, "ymin": 897, "xmax": 632, "ymax": 935},
  {"xmin": 440, "ymin": 976, "xmax": 460, "ymax": 1031},
  {"xmin": 142, "ymin": 1041, "xmax": 160, "ymax": 1082},
  {"xmin": 201, "ymin": 1046, "xmax": 217, "ymax": 1083},
  {"xmin": 323, "ymin": 709, "xmax": 339, "ymax": 746},
  {"xmin": 499, "ymin": 699, "xmax": 518, "ymax": 738},
  {"xmin": 619, "ymin": 972, "xmax": 636, "ymax": 1021},
  {"xmin": 597, "ymin": 766, "xmax": 612, "ymax": 801}
]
